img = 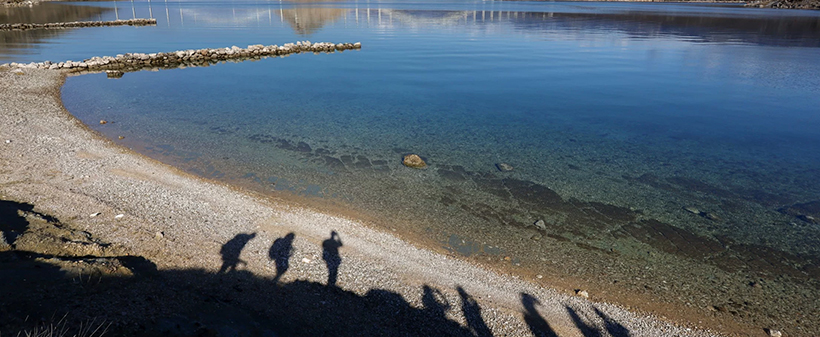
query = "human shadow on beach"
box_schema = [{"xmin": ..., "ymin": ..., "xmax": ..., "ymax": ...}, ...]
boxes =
[
  {"xmin": 567, "ymin": 305, "xmax": 631, "ymax": 337},
  {"xmin": 322, "ymin": 230, "xmax": 343, "ymax": 286},
  {"xmin": 1, "ymin": 251, "xmax": 491, "ymax": 336},
  {"xmin": 218, "ymin": 232, "xmax": 256, "ymax": 274},
  {"xmin": 521, "ymin": 293, "xmax": 558, "ymax": 337},
  {"xmin": 0, "ymin": 199, "xmax": 58, "ymax": 248},
  {"xmin": 458, "ymin": 286, "xmax": 493, "ymax": 337},
  {"xmin": 269, "ymin": 232, "xmax": 295, "ymax": 282},
  {"xmin": 423, "ymin": 285, "xmax": 451, "ymax": 318}
]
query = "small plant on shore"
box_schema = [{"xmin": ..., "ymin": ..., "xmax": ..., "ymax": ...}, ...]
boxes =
[{"xmin": 12, "ymin": 314, "xmax": 109, "ymax": 337}]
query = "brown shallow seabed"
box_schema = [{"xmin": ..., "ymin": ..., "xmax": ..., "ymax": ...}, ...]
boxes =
[{"xmin": 0, "ymin": 65, "xmax": 793, "ymax": 336}]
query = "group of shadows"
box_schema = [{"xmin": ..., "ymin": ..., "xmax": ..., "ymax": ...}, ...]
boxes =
[{"xmin": 0, "ymin": 199, "xmax": 630, "ymax": 337}]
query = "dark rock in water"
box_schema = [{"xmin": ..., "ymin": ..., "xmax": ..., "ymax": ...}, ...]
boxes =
[
  {"xmin": 683, "ymin": 206, "xmax": 701, "ymax": 215},
  {"xmin": 778, "ymin": 200, "xmax": 820, "ymax": 224},
  {"xmin": 705, "ymin": 212, "xmax": 721, "ymax": 221},
  {"xmin": 295, "ymin": 142, "xmax": 312, "ymax": 153},
  {"xmin": 402, "ymin": 154, "xmax": 426, "ymax": 169},
  {"xmin": 798, "ymin": 214, "xmax": 818, "ymax": 224},
  {"xmin": 99, "ymin": 120, "xmax": 108, "ymax": 125},
  {"xmin": 495, "ymin": 163, "xmax": 513, "ymax": 172}
]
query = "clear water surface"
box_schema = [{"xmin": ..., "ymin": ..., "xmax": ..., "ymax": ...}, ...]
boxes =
[{"xmin": 5, "ymin": 0, "xmax": 820, "ymax": 332}]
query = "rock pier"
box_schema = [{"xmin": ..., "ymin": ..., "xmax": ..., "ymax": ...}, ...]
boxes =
[
  {"xmin": 2, "ymin": 41, "xmax": 362, "ymax": 75},
  {"xmin": 0, "ymin": 19, "xmax": 157, "ymax": 31}
]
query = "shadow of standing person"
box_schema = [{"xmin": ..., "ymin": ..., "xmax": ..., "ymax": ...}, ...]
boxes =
[
  {"xmin": 457, "ymin": 286, "xmax": 493, "ymax": 337},
  {"xmin": 322, "ymin": 231, "xmax": 343, "ymax": 287},
  {"xmin": 218, "ymin": 233, "xmax": 256, "ymax": 274},
  {"xmin": 521, "ymin": 293, "xmax": 558, "ymax": 337},
  {"xmin": 269, "ymin": 232, "xmax": 295, "ymax": 283},
  {"xmin": 422, "ymin": 285, "xmax": 451, "ymax": 319}
]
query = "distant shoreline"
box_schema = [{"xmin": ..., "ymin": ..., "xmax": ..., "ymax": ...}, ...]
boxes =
[{"xmin": 3, "ymin": 0, "xmax": 818, "ymax": 10}]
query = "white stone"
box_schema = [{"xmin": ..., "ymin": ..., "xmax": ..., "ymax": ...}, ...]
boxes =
[{"xmin": 114, "ymin": 214, "xmax": 124, "ymax": 219}]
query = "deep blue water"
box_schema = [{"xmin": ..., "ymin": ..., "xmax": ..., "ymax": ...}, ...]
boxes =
[{"xmin": 6, "ymin": 0, "xmax": 820, "ymax": 325}]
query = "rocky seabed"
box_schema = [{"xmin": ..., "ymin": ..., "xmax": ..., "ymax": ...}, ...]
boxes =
[
  {"xmin": 0, "ymin": 19, "xmax": 157, "ymax": 31},
  {"xmin": 2, "ymin": 41, "xmax": 362, "ymax": 74}
]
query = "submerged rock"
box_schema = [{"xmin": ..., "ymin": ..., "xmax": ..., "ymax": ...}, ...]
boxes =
[
  {"xmin": 534, "ymin": 219, "xmax": 546, "ymax": 230},
  {"xmin": 683, "ymin": 206, "xmax": 700, "ymax": 215},
  {"xmin": 496, "ymin": 163, "xmax": 514, "ymax": 172},
  {"xmin": 402, "ymin": 154, "xmax": 426, "ymax": 169},
  {"xmin": 99, "ymin": 120, "xmax": 107, "ymax": 125}
]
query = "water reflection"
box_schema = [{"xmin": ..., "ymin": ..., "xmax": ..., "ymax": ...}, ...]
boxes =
[
  {"xmin": 111, "ymin": 2, "xmax": 820, "ymax": 47},
  {"xmin": 0, "ymin": 4, "xmax": 109, "ymax": 61}
]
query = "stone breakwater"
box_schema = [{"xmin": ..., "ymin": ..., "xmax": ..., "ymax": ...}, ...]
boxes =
[
  {"xmin": 2, "ymin": 41, "xmax": 362, "ymax": 74},
  {"xmin": 0, "ymin": 19, "xmax": 157, "ymax": 31}
]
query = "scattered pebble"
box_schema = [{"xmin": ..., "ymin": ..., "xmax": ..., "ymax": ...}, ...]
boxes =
[
  {"xmin": 402, "ymin": 154, "xmax": 427, "ymax": 169},
  {"xmin": 89, "ymin": 212, "xmax": 101, "ymax": 217},
  {"xmin": 114, "ymin": 214, "xmax": 124, "ymax": 219},
  {"xmin": 301, "ymin": 258, "xmax": 312, "ymax": 263},
  {"xmin": 495, "ymin": 163, "xmax": 514, "ymax": 172},
  {"xmin": 576, "ymin": 289, "xmax": 589, "ymax": 298},
  {"xmin": 766, "ymin": 329, "xmax": 782, "ymax": 337},
  {"xmin": 530, "ymin": 234, "xmax": 542, "ymax": 241},
  {"xmin": 118, "ymin": 136, "xmax": 125, "ymax": 140},
  {"xmin": 155, "ymin": 231, "xmax": 164, "ymax": 239},
  {"xmin": 534, "ymin": 219, "xmax": 547, "ymax": 230},
  {"xmin": 4, "ymin": 139, "xmax": 10, "ymax": 144},
  {"xmin": 503, "ymin": 256, "xmax": 511, "ymax": 261},
  {"xmin": 99, "ymin": 120, "xmax": 107, "ymax": 124},
  {"xmin": 536, "ymin": 274, "xmax": 543, "ymax": 279}
]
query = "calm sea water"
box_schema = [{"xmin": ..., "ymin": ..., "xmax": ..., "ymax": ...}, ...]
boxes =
[{"xmin": 6, "ymin": 0, "xmax": 820, "ymax": 331}]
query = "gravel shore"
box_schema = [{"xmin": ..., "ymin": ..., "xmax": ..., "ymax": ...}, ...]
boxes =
[{"xmin": 0, "ymin": 66, "xmax": 722, "ymax": 336}]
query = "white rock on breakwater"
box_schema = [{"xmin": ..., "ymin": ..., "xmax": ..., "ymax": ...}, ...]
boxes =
[
  {"xmin": 1, "ymin": 41, "xmax": 362, "ymax": 73},
  {"xmin": 0, "ymin": 18, "xmax": 157, "ymax": 31}
]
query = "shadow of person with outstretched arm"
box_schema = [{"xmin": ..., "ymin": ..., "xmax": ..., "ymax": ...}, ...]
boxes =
[
  {"xmin": 457, "ymin": 286, "xmax": 493, "ymax": 337},
  {"xmin": 566, "ymin": 305, "xmax": 602, "ymax": 337},
  {"xmin": 322, "ymin": 231, "xmax": 342, "ymax": 287},
  {"xmin": 594, "ymin": 307, "xmax": 630, "ymax": 337},
  {"xmin": 218, "ymin": 233, "xmax": 256, "ymax": 274},
  {"xmin": 521, "ymin": 293, "xmax": 558, "ymax": 337},
  {"xmin": 269, "ymin": 232, "xmax": 295, "ymax": 283},
  {"xmin": 422, "ymin": 285, "xmax": 451, "ymax": 318}
]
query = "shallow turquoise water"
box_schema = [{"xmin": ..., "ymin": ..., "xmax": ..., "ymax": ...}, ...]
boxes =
[{"xmin": 10, "ymin": 0, "xmax": 820, "ymax": 329}]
